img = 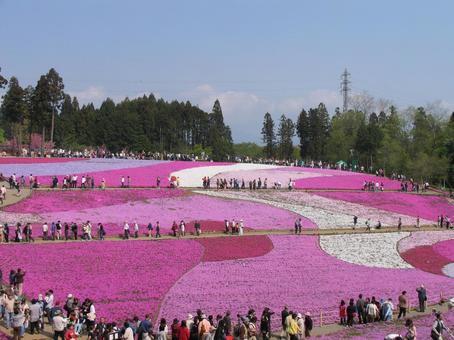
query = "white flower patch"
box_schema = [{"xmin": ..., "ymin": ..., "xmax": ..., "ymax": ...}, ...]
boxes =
[
  {"xmin": 320, "ymin": 233, "xmax": 412, "ymax": 268},
  {"xmin": 195, "ymin": 190, "xmax": 430, "ymax": 229},
  {"xmin": 398, "ymin": 230, "xmax": 454, "ymax": 253},
  {"xmin": 171, "ymin": 163, "xmax": 280, "ymax": 187},
  {"xmin": 0, "ymin": 211, "xmax": 43, "ymax": 224}
]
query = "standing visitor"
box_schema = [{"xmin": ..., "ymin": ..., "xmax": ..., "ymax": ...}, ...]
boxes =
[
  {"xmin": 155, "ymin": 221, "xmax": 161, "ymax": 238},
  {"xmin": 365, "ymin": 218, "xmax": 371, "ymax": 231},
  {"xmin": 259, "ymin": 308, "xmax": 272, "ymax": 340},
  {"xmin": 121, "ymin": 176, "xmax": 125, "ymax": 188},
  {"xmin": 52, "ymin": 310, "xmax": 67, "ymax": 340},
  {"xmin": 353, "ymin": 216, "xmax": 358, "ymax": 229},
  {"xmin": 339, "ymin": 300, "xmax": 347, "ymax": 326},
  {"xmin": 416, "ymin": 285, "xmax": 427, "ymax": 312},
  {"xmin": 356, "ymin": 294, "xmax": 366, "ymax": 324},
  {"xmin": 416, "ymin": 216, "xmax": 420, "ymax": 228},
  {"xmin": 134, "ymin": 222, "xmax": 139, "ymax": 238},
  {"xmin": 346, "ymin": 299, "xmax": 356, "ymax": 327},
  {"xmin": 147, "ymin": 222, "xmax": 153, "ymax": 238},
  {"xmin": 156, "ymin": 176, "xmax": 161, "ymax": 188},
  {"xmin": 398, "ymin": 218, "xmax": 402, "ymax": 231},
  {"xmin": 156, "ymin": 319, "xmax": 168, "ymax": 340},
  {"xmin": 15, "ymin": 268, "xmax": 25, "ymax": 296},
  {"xmin": 11, "ymin": 306, "xmax": 25, "ymax": 340},
  {"xmin": 303, "ymin": 313, "xmax": 312, "ymax": 338},
  {"xmin": 179, "ymin": 320, "xmax": 189, "ymax": 340},
  {"xmin": 398, "ymin": 291, "xmax": 408, "ymax": 319},
  {"xmin": 122, "ymin": 321, "xmax": 134, "ymax": 340},
  {"xmin": 123, "ymin": 222, "xmax": 130, "ymax": 240}
]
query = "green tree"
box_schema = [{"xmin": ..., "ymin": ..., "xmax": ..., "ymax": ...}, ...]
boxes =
[
  {"xmin": 277, "ymin": 114, "xmax": 295, "ymax": 160},
  {"xmin": 0, "ymin": 67, "xmax": 7, "ymax": 89},
  {"xmin": 261, "ymin": 112, "xmax": 275, "ymax": 158},
  {"xmin": 296, "ymin": 109, "xmax": 310, "ymax": 160},
  {"xmin": 208, "ymin": 99, "xmax": 233, "ymax": 161},
  {"xmin": 0, "ymin": 76, "xmax": 26, "ymax": 152}
]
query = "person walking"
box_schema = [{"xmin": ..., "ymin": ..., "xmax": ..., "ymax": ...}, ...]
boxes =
[{"xmin": 431, "ymin": 312, "xmax": 448, "ymax": 340}]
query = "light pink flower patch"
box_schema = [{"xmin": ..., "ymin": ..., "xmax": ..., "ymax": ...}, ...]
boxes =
[
  {"xmin": 4, "ymin": 189, "xmax": 185, "ymax": 213},
  {"xmin": 159, "ymin": 235, "xmax": 454, "ymax": 325},
  {"xmin": 0, "ymin": 157, "xmax": 86, "ymax": 164},
  {"xmin": 294, "ymin": 170, "xmax": 401, "ymax": 190},
  {"xmin": 40, "ymin": 193, "xmax": 307, "ymax": 234},
  {"xmin": 314, "ymin": 191, "xmax": 454, "ymax": 221}
]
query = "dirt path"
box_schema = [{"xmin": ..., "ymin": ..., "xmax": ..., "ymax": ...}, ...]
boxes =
[{"xmin": 0, "ymin": 181, "xmax": 31, "ymax": 207}]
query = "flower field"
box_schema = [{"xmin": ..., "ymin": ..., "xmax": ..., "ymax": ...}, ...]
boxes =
[
  {"xmin": 0, "ymin": 158, "xmax": 453, "ymax": 337},
  {"xmin": 196, "ymin": 190, "xmax": 430, "ymax": 228},
  {"xmin": 1, "ymin": 189, "xmax": 309, "ymax": 234}
]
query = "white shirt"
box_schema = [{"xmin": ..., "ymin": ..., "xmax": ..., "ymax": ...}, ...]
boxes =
[
  {"xmin": 124, "ymin": 223, "xmax": 129, "ymax": 230},
  {"xmin": 42, "ymin": 224, "xmax": 48, "ymax": 232},
  {"xmin": 123, "ymin": 327, "xmax": 134, "ymax": 340},
  {"xmin": 45, "ymin": 294, "xmax": 54, "ymax": 309}
]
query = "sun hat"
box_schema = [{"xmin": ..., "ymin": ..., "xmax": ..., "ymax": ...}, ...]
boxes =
[
  {"xmin": 188, "ymin": 314, "xmax": 193, "ymax": 319},
  {"xmin": 304, "ymin": 312, "xmax": 311, "ymax": 316},
  {"xmin": 67, "ymin": 294, "xmax": 73, "ymax": 298},
  {"xmin": 297, "ymin": 313, "xmax": 302, "ymax": 318}
]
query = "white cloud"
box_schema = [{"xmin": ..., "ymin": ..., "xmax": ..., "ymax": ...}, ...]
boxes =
[
  {"xmin": 68, "ymin": 86, "xmax": 106, "ymax": 103},
  {"xmin": 181, "ymin": 84, "xmax": 342, "ymax": 142}
]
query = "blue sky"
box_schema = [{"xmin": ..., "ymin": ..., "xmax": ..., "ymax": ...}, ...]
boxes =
[{"xmin": 1, "ymin": 0, "xmax": 454, "ymax": 142}]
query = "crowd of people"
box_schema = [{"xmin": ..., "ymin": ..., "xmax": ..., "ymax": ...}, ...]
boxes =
[
  {"xmin": 202, "ymin": 177, "xmax": 295, "ymax": 191},
  {"xmin": 0, "ymin": 218, "xmax": 252, "ymax": 244}
]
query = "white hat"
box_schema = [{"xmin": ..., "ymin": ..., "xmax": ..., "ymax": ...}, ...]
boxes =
[
  {"xmin": 297, "ymin": 313, "xmax": 302, "ymax": 319},
  {"xmin": 188, "ymin": 314, "xmax": 193, "ymax": 319},
  {"xmin": 67, "ymin": 294, "xmax": 73, "ymax": 298}
]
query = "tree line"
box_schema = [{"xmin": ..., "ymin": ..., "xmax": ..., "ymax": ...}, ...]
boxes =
[
  {"xmin": 261, "ymin": 102, "xmax": 454, "ymax": 187},
  {"xmin": 0, "ymin": 68, "xmax": 233, "ymax": 161}
]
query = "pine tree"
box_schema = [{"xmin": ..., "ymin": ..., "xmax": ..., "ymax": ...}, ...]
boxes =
[
  {"xmin": 261, "ymin": 112, "xmax": 275, "ymax": 158},
  {"xmin": 208, "ymin": 99, "xmax": 233, "ymax": 161},
  {"xmin": 277, "ymin": 114, "xmax": 295, "ymax": 160},
  {"xmin": 296, "ymin": 109, "xmax": 309, "ymax": 159},
  {"xmin": 0, "ymin": 76, "xmax": 26, "ymax": 152}
]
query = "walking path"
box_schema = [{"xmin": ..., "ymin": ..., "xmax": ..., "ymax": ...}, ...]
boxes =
[
  {"xmin": 0, "ymin": 224, "xmax": 445, "ymax": 245},
  {"xmin": 0, "ymin": 181, "xmax": 32, "ymax": 207}
]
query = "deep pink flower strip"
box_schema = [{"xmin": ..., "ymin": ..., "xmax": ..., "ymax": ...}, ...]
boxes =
[
  {"xmin": 314, "ymin": 191, "xmax": 454, "ymax": 221},
  {"xmin": 196, "ymin": 235, "xmax": 274, "ymax": 262},
  {"xmin": 433, "ymin": 239, "xmax": 454, "ymax": 261},
  {"xmin": 38, "ymin": 161, "xmax": 231, "ymax": 188},
  {"xmin": 400, "ymin": 246, "xmax": 451, "ymax": 275},
  {"xmin": 0, "ymin": 240, "xmax": 204, "ymax": 322}
]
